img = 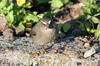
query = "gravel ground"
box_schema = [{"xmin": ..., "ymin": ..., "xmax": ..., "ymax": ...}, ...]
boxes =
[{"xmin": 0, "ymin": 35, "xmax": 100, "ymax": 66}]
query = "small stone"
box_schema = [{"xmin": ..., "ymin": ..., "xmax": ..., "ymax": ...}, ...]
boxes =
[
  {"xmin": 15, "ymin": 28, "xmax": 24, "ymax": 36},
  {"xmin": 84, "ymin": 48, "xmax": 96, "ymax": 58},
  {"xmin": 38, "ymin": 49, "xmax": 46, "ymax": 54},
  {"xmin": 3, "ymin": 28, "xmax": 15, "ymax": 41},
  {"xmin": 94, "ymin": 54, "xmax": 100, "ymax": 58},
  {"xmin": 5, "ymin": 49, "xmax": 13, "ymax": 53},
  {"xmin": 84, "ymin": 42, "xmax": 90, "ymax": 48},
  {"xmin": 77, "ymin": 42, "xmax": 83, "ymax": 47},
  {"xmin": 63, "ymin": 51, "xmax": 77, "ymax": 57},
  {"xmin": 30, "ymin": 53, "xmax": 39, "ymax": 58},
  {"xmin": 20, "ymin": 51, "xmax": 29, "ymax": 54},
  {"xmin": 25, "ymin": 33, "xmax": 31, "ymax": 37},
  {"xmin": 81, "ymin": 38, "xmax": 88, "ymax": 42},
  {"xmin": 54, "ymin": 64, "xmax": 58, "ymax": 66}
]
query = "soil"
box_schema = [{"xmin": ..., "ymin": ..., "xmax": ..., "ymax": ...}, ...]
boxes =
[{"xmin": 0, "ymin": 34, "xmax": 100, "ymax": 66}]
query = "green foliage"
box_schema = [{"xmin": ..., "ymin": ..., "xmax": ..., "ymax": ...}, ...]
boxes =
[
  {"xmin": 24, "ymin": 14, "xmax": 39, "ymax": 22},
  {"xmin": 26, "ymin": 64, "xmax": 31, "ymax": 66},
  {"xmin": 57, "ymin": 23, "xmax": 71, "ymax": 33},
  {"xmin": 61, "ymin": 0, "xmax": 70, "ymax": 5},
  {"xmin": 37, "ymin": 0, "xmax": 71, "ymax": 8},
  {"xmin": 0, "ymin": 0, "xmax": 7, "ymax": 9},
  {"xmin": 95, "ymin": 29, "xmax": 100, "ymax": 36},
  {"xmin": 57, "ymin": 24, "xmax": 62, "ymax": 30},
  {"xmin": 0, "ymin": 0, "xmax": 42, "ymax": 29},
  {"xmin": 79, "ymin": 22, "xmax": 86, "ymax": 34},
  {"xmin": 78, "ymin": 0, "xmax": 100, "ymax": 35},
  {"xmin": 37, "ymin": 0, "xmax": 51, "ymax": 4},
  {"xmin": 6, "ymin": 11, "xmax": 14, "ymax": 26},
  {"xmin": 50, "ymin": 0, "xmax": 71, "ymax": 8},
  {"xmin": 17, "ymin": 22, "xmax": 25, "ymax": 29},
  {"xmin": 62, "ymin": 23, "xmax": 71, "ymax": 32},
  {"xmin": 0, "ymin": 0, "xmax": 63, "ymax": 29},
  {"xmin": 51, "ymin": 0, "xmax": 63, "ymax": 8}
]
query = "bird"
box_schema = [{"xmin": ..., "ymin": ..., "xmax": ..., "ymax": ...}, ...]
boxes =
[{"xmin": 31, "ymin": 17, "xmax": 58, "ymax": 45}]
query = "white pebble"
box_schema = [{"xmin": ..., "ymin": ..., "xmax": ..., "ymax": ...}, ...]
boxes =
[{"xmin": 84, "ymin": 48, "xmax": 96, "ymax": 58}]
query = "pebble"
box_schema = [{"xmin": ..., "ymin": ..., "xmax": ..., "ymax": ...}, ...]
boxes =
[
  {"xmin": 94, "ymin": 54, "xmax": 100, "ymax": 58},
  {"xmin": 84, "ymin": 48, "xmax": 96, "ymax": 58},
  {"xmin": 81, "ymin": 38, "xmax": 88, "ymax": 42},
  {"xmin": 84, "ymin": 42, "xmax": 90, "ymax": 48},
  {"xmin": 0, "ymin": 35, "xmax": 99, "ymax": 65}
]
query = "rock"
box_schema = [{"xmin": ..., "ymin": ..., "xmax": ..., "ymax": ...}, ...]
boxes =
[
  {"xmin": 0, "ymin": 32, "xmax": 99, "ymax": 65},
  {"xmin": 84, "ymin": 42, "xmax": 90, "ymax": 48},
  {"xmin": 63, "ymin": 51, "xmax": 77, "ymax": 58},
  {"xmin": 94, "ymin": 54, "xmax": 100, "ymax": 58},
  {"xmin": 30, "ymin": 53, "xmax": 39, "ymax": 58},
  {"xmin": 5, "ymin": 49, "xmax": 13, "ymax": 53},
  {"xmin": 15, "ymin": 28, "xmax": 25, "ymax": 36},
  {"xmin": 3, "ymin": 28, "xmax": 15, "ymax": 41},
  {"xmin": 25, "ymin": 32, "xmax": 31, "ymax": 37},
  {"xmin": 84, "ymin": 48, "xmax": 96, "ymax": 58},
  {"xmin": 0, "ymin": 51, "xmax": 30, "ymax": 65},
  {"xmin": 0, "ymin": 16, "xmax": 8, "ymax": 32},
  {"xmin": 81, "ymin": 38, "xmax": 88, "ymax": 42}
]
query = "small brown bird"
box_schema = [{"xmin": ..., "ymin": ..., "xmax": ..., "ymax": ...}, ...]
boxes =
[{"xmin": 31, "ymin": 17, "xmax": 58, "ymax": 45}]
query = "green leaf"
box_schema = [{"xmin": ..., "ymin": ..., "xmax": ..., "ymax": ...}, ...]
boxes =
[
  {"xmin": 90, "ymin": 29, "xmax": 95, "ymax": 33},
  {"xmin": 6, "ymin": 11, "xmax": 14, "ymax": 26},
  {"xmin": 27, "ymin": 64, "xmax": 31, "ymax": 66},
  {"xmin": 91, "ymin": 16, "xmax": 99, "ymax": 23},
  {"xmin": 61, "ymin": 0, "xmax": 69, "ymax": 5},
  {"xmin": 90, "ymin": 0, "xmax": 94, "ymax": 4},
  {"xmin": 95, "ymin": 29, "xmax": 100, "ymax": 36},
  {"xmin": 33, "ymin": 11, "xmax": 38, "ymax": 15},
  {"xmin": 62, "ymin": 23, "xmax": 71, "ymax": 32},
  {"xmin": 6, "ymin": 3, "xmax": 14, "ymax": 11},
  {"xmin": 24, "ymin": 14, "xmax": 39, "ymax": 22},
  {"xmin": 84, "ymin": 2, "xmax": 90, "ymax": 7},
  {"xmin": 51, "ymin": 0, "xmax": 63, "ymax": 8},
  {"xmin": 79, "ymin": 23, "xmax": 85, "ymax": 32},
  {"xmin": 52, "ymin": 9, "xmax": 60, "ymax": 14},
  {"xmin": 37, "ymin": 0, "xmax": 50, "ymax": 4},
  {"xmin": 17, "ymin": 22, "xmax": 25, "ymax": 29},
  {"xmin": 86, "ymin": 28, "xmax": 91, "ymax": 32},
  {"xmin": 85, "ymin": 15, "xmax": 91, "ymax": 20},
  {"xmin": 32, "ymin": 16, "xmax": 39, "ymax": 22},
  {"xmin": 37, "ymin": 14, "xmax": 44, "ymax": 19},
  {"xmin": 23, "ymin": 1, "xmax": 31, "ymax": 8},
  {"xmin": 84, "ymin": 22, "xmax": 92, "ymax": 32},
  {"xmin": 87, "ymin": 8, "xmax": 92, "ymax": 14},
  {"xmin": 24, "ymin": 1, "xmax": 31, "ymax": 6},
  {"xmin": 94, "ymin": 13, "xmax": 100, "ymax": 17},
  {"xmin": 57, "ymin": 24, "xmax": 62, "ymax": 30},
  {"xmin": 44, "ymin": 11, "xmax": 52, "ymax": 17},
  {"xmin": 0, "ymin": 0, "xmax": 7, "ymax": 9}
]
